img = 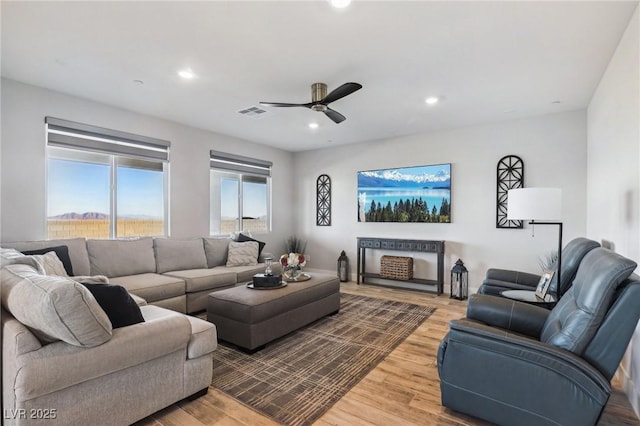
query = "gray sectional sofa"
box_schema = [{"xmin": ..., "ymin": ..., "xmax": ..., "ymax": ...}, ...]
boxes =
[
  {"xmin": 3, "ymin": 236, "xmax": 277, "ymax": 314},
  {"xmin": 1, "ymin": 235, "xmax": 275, "ymax": 425}
]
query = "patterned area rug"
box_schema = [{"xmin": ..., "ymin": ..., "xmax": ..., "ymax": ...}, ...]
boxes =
[{"xmin": 211, "ymin": 293, "xmax": 436, "ymax": 426}]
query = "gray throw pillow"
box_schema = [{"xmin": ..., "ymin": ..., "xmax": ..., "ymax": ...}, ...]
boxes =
[
  {"xmin": 1, "ymin": 263, "xmax": 112, "ymax": 347},
  {"xmin": 204, "ymin": 237, "xmax": 230, "ymax": 268}
]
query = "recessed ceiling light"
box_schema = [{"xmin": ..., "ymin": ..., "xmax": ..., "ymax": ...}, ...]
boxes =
[
  {"xmin": 329, "ymin": 0, "xmax": 351, "ymax": 9},
  {"xmin": 178, "ymin": 68, "xmax": 195, "ymax": 79},
  {"xmin": 425, "ymin": 96, "xmax": 439, "ymax": 105},
  {"xmin": 308, "ymin": 122, "xmax": 319, "ymax": 129}
]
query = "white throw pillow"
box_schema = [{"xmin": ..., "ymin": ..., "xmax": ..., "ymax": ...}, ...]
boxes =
[
  {"xmin": 226, "ymin": 241, "xmax": 259, "ymax": 267},
  {"xmin": 31, "ymin": 251, "xmax": 68, "ymax": 277}
]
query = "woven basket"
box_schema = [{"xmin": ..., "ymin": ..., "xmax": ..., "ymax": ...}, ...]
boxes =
[{"xmin": 380, "ymin": 255, "xmax": 413, "ymax": 280}]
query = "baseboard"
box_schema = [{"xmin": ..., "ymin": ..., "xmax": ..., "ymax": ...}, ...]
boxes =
[{"xmin": 618, "ymin": 364, "xmax": 640, "ymax": 419}]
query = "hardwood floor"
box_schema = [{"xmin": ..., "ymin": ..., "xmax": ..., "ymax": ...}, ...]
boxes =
[{"xmin": 137, "ymin": 282, "xmax": 639, "ymax": 426}]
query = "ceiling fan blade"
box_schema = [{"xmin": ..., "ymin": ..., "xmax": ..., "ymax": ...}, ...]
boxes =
[
  {"xmin": 324, "ymin": 108, "xmax": 346, "ymax": 124},
  {"xmin": 259, "ymin": 102, "xmax": 310, "ymax": 108},
  {"xmin": 321, "ymin": 82, "xmax": 363, "ymax": 105}
]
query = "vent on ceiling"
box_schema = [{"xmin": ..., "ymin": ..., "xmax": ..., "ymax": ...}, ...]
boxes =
[{"xmin": 237, "ymin": 106, "xmax": 269, "ymax": 118}]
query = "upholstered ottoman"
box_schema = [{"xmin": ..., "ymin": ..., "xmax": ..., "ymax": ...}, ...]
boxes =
[{"xmin": 206, "ymin": 272, "xmax": 340, "ymax": 352}]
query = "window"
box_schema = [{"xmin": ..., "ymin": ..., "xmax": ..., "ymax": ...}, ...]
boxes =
[
  {"xmin": 210, "ymin": 150, "xmax": 271, "ymax": 235},
  {"xmin": 46, "ymin": 117, "xmax": 169, "ymax": 239}
]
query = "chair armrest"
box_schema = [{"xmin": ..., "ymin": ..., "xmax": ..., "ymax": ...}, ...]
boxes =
[
  {"xmin": 485, "ymin": 268, "xmax": 541, "ymax": 287},
  {"xmin": 466, "ymin": 294, "xmax": 549, "ymax": 338},
  {"xmin": 445, "ymin": 318, "xmax": 611, "ymax": 393}
]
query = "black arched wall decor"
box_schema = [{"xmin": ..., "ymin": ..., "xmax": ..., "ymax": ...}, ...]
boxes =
[
  {"xmin": 496, "ymin": 155, "xmax": 524, "ymax": 228},
  {"xmin": 316, "ymin": 174, "xmax": 331, "ymax": 226}
]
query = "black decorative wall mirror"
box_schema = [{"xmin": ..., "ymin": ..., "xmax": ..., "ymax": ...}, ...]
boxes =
[
  {"xmin": 316, "ymin": 174, "xmax": 331, "ymax": 226},
  {"xmin": 496, "ymin": 155, "xmax": 524, "ymax": 228}
]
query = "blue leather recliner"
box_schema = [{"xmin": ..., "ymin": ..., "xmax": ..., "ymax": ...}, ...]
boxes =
[{"xmin": 438, "ymin": 248, "xmax": 639, "ymax": 426}]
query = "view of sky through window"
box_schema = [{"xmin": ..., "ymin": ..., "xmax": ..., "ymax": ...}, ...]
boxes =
[{"xmin": 48, "ymin": 158, "xmax": 164, "ymax": 219}]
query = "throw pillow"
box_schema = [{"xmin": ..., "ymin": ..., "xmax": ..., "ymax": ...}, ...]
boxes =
[
  {"xmin": 79, "ymin": 283, "xmax": 145, "ymax": 329},
  {"xmin": 22, "ymin": 245, "xmax": 74, "ymax": 276},
  {"xmin": 1, "ymin": 263, "xmax": 112, "ymax": 347},
  {"xmin": 203, "ymin": 237, "xmax": 230, "ymax": 267},
  {"xmin": 226, "ymin": 241, "xmax": 259, "ymax": 267},
  {"xmin": 30, "ymin": 251, "xmax": 68, "ymax": 277},
  {"xmin": 237, "ymin": 233, "xmax": 266, "ymax": 260}
]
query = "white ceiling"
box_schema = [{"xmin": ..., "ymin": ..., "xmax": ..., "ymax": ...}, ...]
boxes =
[{"xmin": 1, "ymin": 1, "xmax": 637, "ymax": 152}]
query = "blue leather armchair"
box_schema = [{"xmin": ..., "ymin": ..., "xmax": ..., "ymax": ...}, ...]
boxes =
[
  {"xmin": 478, "ymin": 237, "xmax": 600, "ymax": 297},
  {"xmin": 438, "ymin": 248, "xmax": 639, "ymax": 426}
]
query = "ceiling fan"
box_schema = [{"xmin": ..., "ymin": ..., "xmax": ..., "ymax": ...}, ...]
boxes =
[{"xmin": 260, "ymin": 82, "xmax": 362, "ymax": 124}]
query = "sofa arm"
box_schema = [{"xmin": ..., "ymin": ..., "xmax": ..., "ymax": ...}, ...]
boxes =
[
  {"xmin": 2, "ymin": 309, "xmax": 44, "ymax": 418},
  {"xmin": 466, "ymin": 294, "xmax": 549, "ymax": 338},
  {"xmin": 13, "ymin": 307, "xmax": 191, "ymax": 402},
  {"xmin": 2, "ymin": 309, "xmax": 42, "ymax": 356},
  {"xmin": 485, "ymin": 268, "xmax": 541, "ymax": 287},
  {"xmin": 184, "ymin": 315, "xmax": 217, "ymax": 359}
]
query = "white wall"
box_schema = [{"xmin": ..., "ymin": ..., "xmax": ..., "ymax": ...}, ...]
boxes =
[
  {"xmin": 586, "ymin": 6, "xmax": 640, "ymax": 416},
  {"xmin": 0, "ymin": 78, "xmax": 294, "ymax": 252},
  {"xmin": 293, "ymin": 110, "xmax": 588, "ymax": 290}
]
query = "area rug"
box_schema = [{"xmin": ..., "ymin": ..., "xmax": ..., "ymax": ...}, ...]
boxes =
[{"xmin": 211, "ymin": 293, "xmax": 436, "ymax": 426}]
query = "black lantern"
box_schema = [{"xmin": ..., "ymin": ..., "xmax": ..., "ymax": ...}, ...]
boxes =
[
  {"xmin": 337, "ymin": 250, "xmax": 349, "ymax": 282},
  {"xmin": 450, "ymin": 259, "xmax": 468, "ymax": 300}
]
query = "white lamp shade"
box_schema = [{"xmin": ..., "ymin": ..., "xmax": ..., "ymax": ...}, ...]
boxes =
[{"xmin": 507, "ymin": 188, "xmax": 562, "ymax": 221}]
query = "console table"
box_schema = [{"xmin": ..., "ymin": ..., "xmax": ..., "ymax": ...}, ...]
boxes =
[{"xmin": 356, "ymin": 237, "xmax": 445, "ymax": 294}]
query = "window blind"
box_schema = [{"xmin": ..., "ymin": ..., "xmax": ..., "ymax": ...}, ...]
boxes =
[
  {"xmin": 210, "ymin": 150, "xmax": 272, "ymax": 177},
  {"xmin": 45, "ymin": 116, "xmax": 170, "ymax": 162}
]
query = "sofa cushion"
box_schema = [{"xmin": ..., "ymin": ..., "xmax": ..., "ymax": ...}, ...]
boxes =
[
  {"xmin": 109, "ymin": 273, "xmax": 185, "ymax": 303},
  {"xmin": 226, "ymin": 241, "xmax": 259, "ymax": 267},
  {"xmin": 2, "ymin": 238, "xmax": 91, "ymax": 276},
  {"xmin": 22, "ymin": 245, "xmax": 74, "ymax": 276},
  {"xmin": 154, "ymin": 238, "xmax": 207, "ymax": 274},
  {"xmin": 15, "ymin": 305, "xmax": 191, "ymax": 401},
  {"xmin": 204, "ymin": 237, "xmax": 230, "ymax": 268},
  {"xmin": 1, "ymin": 263, "xmax": 112, "ymax": 347},
  {"xmin": 79, "ymin": 282, "xmax": 145, "ymax": 329},
  {"xmin": 164, "ymin": 268, "xmax": 237, "ymax": 293},
  {"xmin": 87, "ymin": 237, "xmax": 156, "ymax": 277},
  {"xmin": 236, "ymin": 233, "xmax": 266, "ymax": 260}
]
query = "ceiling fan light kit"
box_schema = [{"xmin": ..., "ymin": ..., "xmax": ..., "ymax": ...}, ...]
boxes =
[{"xmin": 260, "ymin": 82, "xmax": 362, "ymax": 124}]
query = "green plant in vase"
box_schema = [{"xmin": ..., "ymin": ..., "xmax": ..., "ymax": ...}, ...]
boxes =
[{"xmin": 285, "ymin": 236, "xmax": 307, "ymax": 254}]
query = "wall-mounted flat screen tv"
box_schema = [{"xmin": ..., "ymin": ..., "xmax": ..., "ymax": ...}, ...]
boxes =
[{"xmin": 357, "ymin": 163, "xmax": 451, "ymax": 223}]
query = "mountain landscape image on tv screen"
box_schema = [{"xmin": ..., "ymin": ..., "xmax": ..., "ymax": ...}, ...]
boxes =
[{"xmin": 357, "ymin": 163, "xmax": 451, "ymax": 223}]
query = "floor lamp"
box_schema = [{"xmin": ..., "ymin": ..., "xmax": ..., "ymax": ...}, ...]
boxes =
[{"xmin": 507, "ymin": 188, "xmax": 564, "ymax": 297}]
